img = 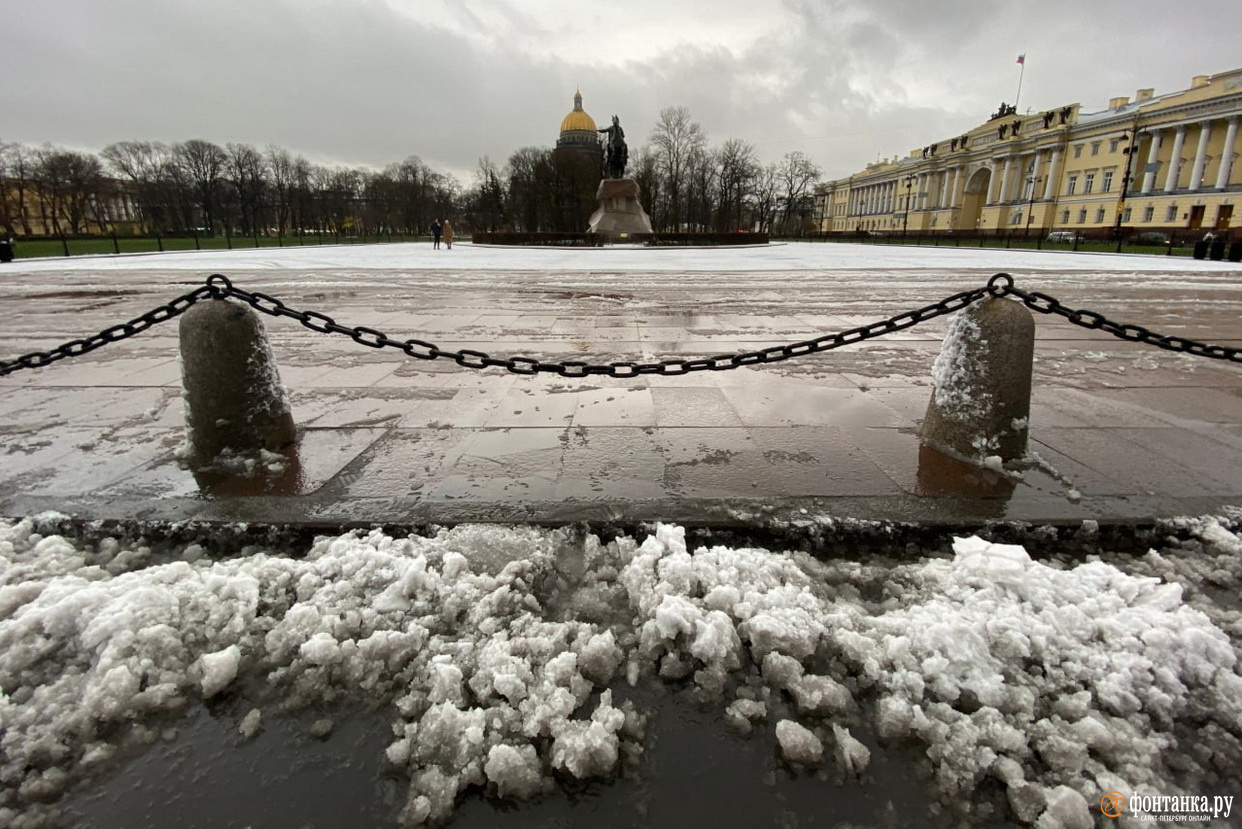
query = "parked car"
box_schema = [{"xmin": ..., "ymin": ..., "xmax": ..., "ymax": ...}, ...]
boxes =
[
  {"xmin": 1046, "ymin": 231, "xmax": 1082, "ymax": 243},
  {"xmin": 1132, "ymin": 231, "xmax": 1170, "ymax": 245}
]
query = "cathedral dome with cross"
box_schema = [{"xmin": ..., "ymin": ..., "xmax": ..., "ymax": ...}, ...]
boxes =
[{"xmin": 557, "ymin": 90, "xmax": 601, "ymax": 149}]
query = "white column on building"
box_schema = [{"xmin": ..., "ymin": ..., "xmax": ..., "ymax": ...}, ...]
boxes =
[
  {"xmin": 1000, "ymin": 156, "xmax": 1016, "ymax": 203},
  {"xmin": 936, "ymin": 171, "xmax": 948, "ymax": 208},
  {"xmin": 1029, "ymin": 152, "xmax": 1043, "ymax": 199},
  {"xmin": 1140, "ymin": 130, "xmax": 1163, "ymax": 194},
  {"xmin": 987, "ymin": 161, "xmax": 1001, "ymax": 203},
  {"xmin": 1163, "ymin": 126, "xmax": 1187, "ymax": 193},
  {"xmin": 1043, "ymin": 149, "xmax": 1061, "ymax": 200},
  {"xmin": 919, "ymin": 173, "xmax": 930, "ymax": 209},
  {"xmin": 1188, "ymin": 121, "xmax": 1213, "ymax": 192},
  {"xmin": 885, "ymin": 181, "xmax": 894, "ymax": 213},
  {"xmin": 1217, "ymin": 117, "xmax": 1239, "ymax": 190}
]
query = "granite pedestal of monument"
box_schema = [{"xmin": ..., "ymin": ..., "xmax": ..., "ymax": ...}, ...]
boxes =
[{"xmin": 588, "ymin": 179, "xmax": 653, "ymax": 241}]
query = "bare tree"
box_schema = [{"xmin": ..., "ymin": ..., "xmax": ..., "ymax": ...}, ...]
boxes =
[
  {"xmin": 629, "ymin": 147, "xmax": 660, "ymax": 224},
  {"xmin": 505, "ymin": 147, "xmax": 558, "ymax": 232},
  {"xmin": 318, "ymin": 166, "xmax": 364, "ymax": 236},
  {"xmin": 713, "ymin": 139, "xmax": 759, "ymax": 232},
  {"xmin": 101, "ymin": 140, "xmax": 175, "ymax": 233},
  {"xmin": 468, "ymin": 156, "xmax": 506, "ymax": 232},
  {"xmin": 173, "ymin": 139, "xmax": 228, "ymax": 230},
  {"xmin": 380, "ymin": 155, "xmax": 439, "ymax": 235},
  {"xmin": 776, "ymin": 151, "xmax": 822, "ymax": 236},
  {"xmin": 751, "ymin": 163, "xmax": 781, "ymax": 234},
  {"xmin": 223, "ymin": 143, "xmax": 268, "ymax": 236},
  {"xmin": 265, "ymin": 146, "xmax": 298, "ymax": 235},
  {"xmin": 1, "ymin": 143, "xmax": 38, "ymax": 236},
  {"xmin": 0, "ymin": 142, "xmax": 17, "ymax": 236},
  {"xmin": 34, "ymin": 147, "xmax": 105, "ymax": 235},
  {"xmin": 648, "ymin": 106, "xmax": 706, "ymax": 231}
]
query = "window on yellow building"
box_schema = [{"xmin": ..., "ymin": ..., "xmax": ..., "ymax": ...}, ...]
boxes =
[
  {"xmin": 1067, "ymin": 175, "xmax": 1078, "ymax": 195},
  {"xmin": 1166, "ymin": 204, "xmax": 1178, "ymax": 222},
  {"xmin": 1084, "ymin": 173, "xmax": 1095, "ymax": 194},
  {"xmin": 1143, "ymin": 206, "xmax": 1154, "ymax": 222},
  {"xmin": 1091, "ymin": 142, "xmax": 1102, "ymax": 155},
  {"xmin": 1077, "ymin": 209, "xmax": 1087, "ymax": 223},
  {"xmin": 1073, "ymin": 145, "xmax": 1083, "ymax": 158},
  {"xmin": 1095, "ymin": 208, "xmax": 1106, "ymax": 223},
  {"xmin": 1102, "ymin": 171, "xmax": 1114, "ymax": 192}
]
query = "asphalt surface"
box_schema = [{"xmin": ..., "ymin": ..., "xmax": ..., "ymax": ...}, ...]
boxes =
[{"xmin": 3, "ymin": 242, "xmax": 1242, "ymax": 532}]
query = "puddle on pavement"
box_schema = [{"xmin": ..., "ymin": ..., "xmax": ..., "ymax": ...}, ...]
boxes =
[
  {"xmin": 192, "ymin": 445, "xmax": 309, "ymax": 497},
  {"xmin": 62, "ymin": 683, "xmax": 937, "ymax": 829},
  {"xmin": 63, "ymin": 703, "xmax": 403, "ymax": 829},
  {"xmin": 915, "ymin": 444, "xmax": 1016, "ymax": 499}
]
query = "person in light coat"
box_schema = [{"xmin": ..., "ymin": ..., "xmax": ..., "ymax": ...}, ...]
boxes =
[{"xmin": 442, "ymin": 220, "xmax": 454, "ymax": 250}]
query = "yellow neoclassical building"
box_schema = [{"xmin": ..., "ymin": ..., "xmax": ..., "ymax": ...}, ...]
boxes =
[{"xmin": 816, "ymin": 67, "xmax": 1242, "ymax": 240}]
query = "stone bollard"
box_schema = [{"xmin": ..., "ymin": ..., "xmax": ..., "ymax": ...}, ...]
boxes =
[
  {"xmin": 179, "ymin": 299, "xmax": 296, "ymax": 466},
  {"xmin": 919, "ymin": 297, "xmax": 1034, "ymax": 463}
]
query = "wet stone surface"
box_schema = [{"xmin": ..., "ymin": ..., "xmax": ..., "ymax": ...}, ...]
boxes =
[{"xmin": 2, "ymin": 249, "xmax": 1241, "ymax": 528}]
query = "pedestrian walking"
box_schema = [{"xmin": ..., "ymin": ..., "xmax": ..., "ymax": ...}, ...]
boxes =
[
  {"xmin": 430, "ymin": 219, "xmax": 442, "ymax": 249},
  {"xmin": 442, "ymin": 220, "xmax": 454, "ymax": 250}
]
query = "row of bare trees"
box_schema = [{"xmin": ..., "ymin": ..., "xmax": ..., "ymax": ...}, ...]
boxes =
[
  {"xmin": 2, "ymin": 107, "xmax": 822, "ymax": 239},
  {"xmin": 0, "ymin": 139, "xmax": 459, "ymax": 238},
  {"xmin": 472, "ymin": 106, "xmax": 822, "ymax": 235}
]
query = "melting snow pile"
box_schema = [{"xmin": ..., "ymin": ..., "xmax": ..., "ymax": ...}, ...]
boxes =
[{"xmin": 1, "ymin": 516, "xmax": 1240, "ymax": 827}]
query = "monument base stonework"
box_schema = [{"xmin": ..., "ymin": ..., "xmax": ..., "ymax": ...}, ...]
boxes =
[{"xmin": 588, "ymin": 178, "xmax": 653, "ymax": 241}]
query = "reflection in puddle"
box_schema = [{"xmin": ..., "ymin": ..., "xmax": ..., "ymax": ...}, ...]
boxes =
[
  {"xmin": 63, "ymin": 703, "xmax": 402, "ymax": 829},
  {"xmin": 192, "ymin": 443, "xmax": 306, "ymax": 496},
  {"xmin": 915, "ymin": 443, "xmax": 1016, "ymax": 500},
  {"xmin": 64, "ymin": 683, "xmax": 932, "ymax": 829}
]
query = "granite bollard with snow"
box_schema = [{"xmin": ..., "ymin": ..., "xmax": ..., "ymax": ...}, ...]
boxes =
[
  {"xmin": 178, "ymin": 299, "xmax": 295, "ymax": 465},
  {"xmin": 920, "ymin": 296, "xmax": 1034, "ymax": 462}
]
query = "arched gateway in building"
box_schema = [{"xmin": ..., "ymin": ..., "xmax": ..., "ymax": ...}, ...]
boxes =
[{"xmin": 958, "ymin": 166, "xmax": 993, "ymax": 233}]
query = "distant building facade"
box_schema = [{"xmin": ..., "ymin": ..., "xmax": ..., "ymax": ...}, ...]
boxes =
[
  {"xmin": 552, "ymin": 90, "xmax": 604, "ymax": 230},
  {"xmin": 815, "ymin": 67, "xmax": 1242, "ymax": 239}
]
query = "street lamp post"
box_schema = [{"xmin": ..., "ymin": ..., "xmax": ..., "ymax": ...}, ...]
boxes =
[
  {"xmin": 901, "ymin": 175, "xmax": 915, "ymax": 240},
  {"xmin": 1114, "ymin": 118, "xmax": 1142, "ymax": 253},
  {"xmin": 1024, "ymin": 175, "xmax": 1041, "ymax": 239}
]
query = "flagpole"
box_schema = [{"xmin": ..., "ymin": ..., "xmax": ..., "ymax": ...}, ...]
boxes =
[{"xmin": 1015, "ymin": 55, "xmax": 1026, "ymax": 111}]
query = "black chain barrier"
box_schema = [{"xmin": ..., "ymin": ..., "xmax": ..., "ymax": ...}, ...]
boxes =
[{"xmin": 2, "ymin": 272, "xmax": 1240, "ymax": 378}]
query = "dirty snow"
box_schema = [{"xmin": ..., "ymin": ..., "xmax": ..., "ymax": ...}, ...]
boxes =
[{"xmin": 1, "ymin": 514, "xmax": 1240, "ymax": 827}]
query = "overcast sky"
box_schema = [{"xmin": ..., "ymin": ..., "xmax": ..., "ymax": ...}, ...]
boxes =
[{"xmin": 6, "ymin": 0, "xmax": 1241, "ymax": 185}]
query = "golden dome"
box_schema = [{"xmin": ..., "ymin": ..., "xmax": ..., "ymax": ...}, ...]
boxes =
[{"xmin": 560, "ymin": 90, "xmax": 597, "ymax": 133}]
